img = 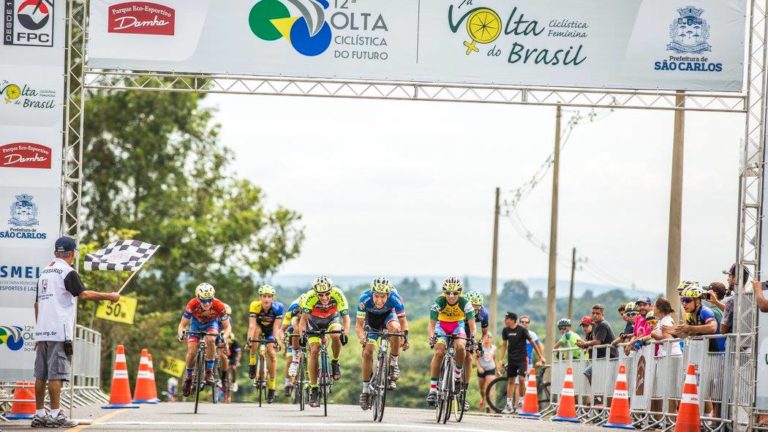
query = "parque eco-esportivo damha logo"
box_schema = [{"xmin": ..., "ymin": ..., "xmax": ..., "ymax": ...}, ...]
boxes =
[{"xmin": 249, "ymin": 0, "xmax": 332, "ymax": 57}]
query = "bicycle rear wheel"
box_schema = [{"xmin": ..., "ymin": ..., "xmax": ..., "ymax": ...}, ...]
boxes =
[
  {"xmin": 485, "ymin": 376, "xmax": 509, "ymax": 414},
  {"xmin": 193, "ymin": 352, "xmax": 204, "ymax": 414},
  {"xmin": 374, "ymin": 351, "xmax": 388, "ymax": 422}
]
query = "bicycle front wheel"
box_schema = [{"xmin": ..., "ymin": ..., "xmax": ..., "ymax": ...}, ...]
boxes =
[
  {"xmin": 454, "ymin": 368, "xmax": 466, "ymax": 422},
  {"xmin": 193, "ymin": 352, "xmax": 204, "ymax": 414},
  {"xmin": 485, "ymin": 375, "xmax": 509, "ymax": 414},
  {"xmin": 374, "ymin": 351, "xmax": 388, "ymax": 422},
  {"xmin": 321, "ymin": 352, "xmax": 329, "ymax": 417}
]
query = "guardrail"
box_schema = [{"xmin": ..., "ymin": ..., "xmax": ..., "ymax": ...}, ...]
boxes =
[{"xmin": 545, "ymin": 334, "xmax": 741, "ymax": 431}]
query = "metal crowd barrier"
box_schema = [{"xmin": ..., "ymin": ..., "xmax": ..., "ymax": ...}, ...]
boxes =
[
  {"xmin": 544, "ymin": 334, "xmax": 737, "ymax": 431},
  {"xmin": 0, "ymin": 325, "xmax": 107, "ymax": 421}
]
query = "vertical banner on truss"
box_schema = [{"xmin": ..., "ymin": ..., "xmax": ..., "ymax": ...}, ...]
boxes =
[{"xmin": 0, "ymin": 0, "xmax": 65, "ymax": 381}]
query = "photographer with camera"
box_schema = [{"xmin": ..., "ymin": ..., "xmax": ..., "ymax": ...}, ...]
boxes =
[{"xmin": 721, "ymin": 264, "xmax": 750, "ymax": 334}]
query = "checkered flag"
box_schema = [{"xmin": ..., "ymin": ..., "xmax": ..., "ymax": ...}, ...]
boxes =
[{"xmin": 84, "ymin": 240, "xmax": 159, "ymax": 272}]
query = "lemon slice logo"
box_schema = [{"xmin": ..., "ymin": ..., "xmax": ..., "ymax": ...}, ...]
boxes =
[
  {"xmin": 2, "ymin": 84, "xmax": 21, "ymax": 103},
  {"xmin": 463, "ymin": 8, "xmax": 501, "ymax": 55}
]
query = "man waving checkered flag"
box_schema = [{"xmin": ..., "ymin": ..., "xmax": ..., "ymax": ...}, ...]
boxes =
[{"xmin": 84, "ymin": 240, "xmax": 159, "ymax": 272}]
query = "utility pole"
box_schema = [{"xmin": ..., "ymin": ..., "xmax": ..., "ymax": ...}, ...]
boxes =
[
  {"xmin": 666, "ymin": 92, "xmax": 685, "ymax": 304},
  {"xmin": 545, "ymin": 105, "xmax": 562, "ymax": 363},
  {"xmin": 568, "ymin": 247, "xmax": 576, "ymax": 320},
  {"xmin": 490, "ymin": 187, "xmax": 500, "ymax": 336}
]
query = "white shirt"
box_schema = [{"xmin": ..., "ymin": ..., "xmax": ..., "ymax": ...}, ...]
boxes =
[
  {"xmin": 34, "ymin": 258, "xmax": 80, "ymax": 341},
  {"xmin": 655, "ymin": 315, "xmax": 682, "ymax": 357}
]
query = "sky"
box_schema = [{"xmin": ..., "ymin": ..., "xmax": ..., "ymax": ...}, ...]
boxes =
[{"xmin": 203, "ymin": 94, "xmax": 744, "ymax": 294}]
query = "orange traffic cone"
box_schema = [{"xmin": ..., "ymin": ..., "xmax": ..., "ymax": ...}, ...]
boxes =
[
  {"xmin": 103, "ymin": 345, "xmax": 139, "ymax": 409},
  {"xmin": 674, "ymin": 364, "xmax": 701, "ymax": 432},
  {"xmin": 553, "ymin": 367, "xmax": 580, "ymax": 423},
  {"xmin": 132, "ymin": 349, "xmax": 156, "ymax": 403},
  {"xmin": 147, "ymin": 353, "xmax": 160, "ymax": 403},
  {"xmin": 604, "ymin": 364, "xmax": 634, "ymax": 430},
  {"xmin": 518, "ymin": 368, "xmax": 541, "ymax": 418},
  {"xmin": 5, "ymin": 382, "xmax": 36, "ymax": 419}
]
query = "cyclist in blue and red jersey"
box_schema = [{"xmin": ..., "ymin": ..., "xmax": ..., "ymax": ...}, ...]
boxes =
[
  {"xmin": 177, "ymin": 283, "xmax": 231, "ymax": 396},
  {"xmin": 355, "ymin": 277, "xmax": 409, "ymax": 410}
]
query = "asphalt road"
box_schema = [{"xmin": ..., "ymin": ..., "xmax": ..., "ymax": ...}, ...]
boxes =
[{"xmin": 2, "ymin": 402, "xmax": 603, "ymax": 431}]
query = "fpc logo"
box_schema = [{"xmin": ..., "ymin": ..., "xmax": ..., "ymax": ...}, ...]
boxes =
[
  {"xmin": 3, "ymin": 0, "xmax": 55, "ymax": 47},
  {"xmin": 248, "ymin": 0, "xmax": 332, "ymax": 57},
  {"xmin": 0, "ymin": 325, "xmax": 24, "ymax": 351}
]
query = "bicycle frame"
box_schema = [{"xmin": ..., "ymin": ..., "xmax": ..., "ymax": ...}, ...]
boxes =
[
  {"xmin": 248, "ymin": 338, "xmax": 278, "ymax": 407},
  {"xmin": 365, "ymin": 327, "xmax": 405, "ymax": 422},
  {"xmin": 433, "ymin": 334, "xmax": 469, "ymax": 424},
  {"xmin": 305, "ymin": 329, "xmax": 344, "ymax": 417}
]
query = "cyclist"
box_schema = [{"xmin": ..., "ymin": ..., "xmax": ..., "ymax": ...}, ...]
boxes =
[
  {"xmin": 298, "ymin": 276, "xmax": 350, "ymax": 408},
  {"xmin": 461, "ymin": 291, "xmax": 488, "ymax": 410},
  {"xmin": 355, "ymin": 277, "xmax": 409, "ymax": 411},
  {"xmin": 426, "ymin": 277, "xmax": 476, "ymax": 406},
  {"xmin": 553, "ymin": 318, "xmax": 583, "ymax": 360},
  {"xmin": 247, "ymin": 284, "xmax": 285, "ymax": 404},
  {"xmin": 216, "ymin": 304, "xmax": 233, "ymax": 395},
  {"xmin": 225, "ymin": 333, "xmax": 242, "ymax": 403},
  {"xmin": 177, "ymin": 283, "xmax": 231, "ymax": 397},
  {"xmin": 281, "ymin": 293, "xmax": 306, "ymax": 397}
]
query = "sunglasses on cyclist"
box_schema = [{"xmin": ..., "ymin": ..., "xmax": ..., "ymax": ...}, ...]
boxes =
[
  {"xmin": 445, "ymin": 291, "xmax": 461, "ymax": 296},
  {"xmin": 680, "ymin": 298, "xmax": 694, "ymax": 304}
]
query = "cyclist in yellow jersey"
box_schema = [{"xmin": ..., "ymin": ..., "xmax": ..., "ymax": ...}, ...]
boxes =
[
  {"xmin": 298, "ymin": 275, "xmax": 350, "ymax": 408},
  {"xmin": 247, "ymin": 284, "xmax": 284, "ymax": 404},
  {"xmin": 426, "ymin": 277, "xmax": 476, "ymax": 406}
]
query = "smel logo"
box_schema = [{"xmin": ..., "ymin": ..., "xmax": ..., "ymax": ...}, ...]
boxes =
[
  {"xmin": 108, "ymin": 2, "xmax": 175, "ymax": 36},
  {"xmin": 0, "ymin": 142, "xmax": 52, "ymax": 169}
]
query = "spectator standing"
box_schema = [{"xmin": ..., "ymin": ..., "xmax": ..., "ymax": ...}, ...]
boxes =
[
  {"xmin": 612, "ymin": 303, "xmax": 634, "ymax": 347},
  {"xmin": 499, "ymin": 312, "xmax": 544, "ymax": 414},
  {"xmin": 474, "ymin": 332, "xmax": 496, "ymax": 412},
  {"xmin": 519, "ymin": 315, "xmax": 544, "ymax": 368},
  {"xmin": 721, "ymin": 264, "xmax": 750, "ymax": 333},
  {"xmin": 32, "ymin": 237, "xmax": 120, "ymax": 428},
  {"xmin": 577, "ymin": 304, "xmax": 617, "ymax": 389}
]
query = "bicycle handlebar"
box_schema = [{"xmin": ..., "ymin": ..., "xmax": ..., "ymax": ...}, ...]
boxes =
[
  {"xmin": 304, "ymin": 330, "xmax": 344, "ymax": 336},
  {"xmin": 248, "ymin": 338, "xmax": 279, "ymax": 345}
]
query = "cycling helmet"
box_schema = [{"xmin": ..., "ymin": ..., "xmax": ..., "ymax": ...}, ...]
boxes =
[
  {"xmin": 680, "ymin": 284, "xmax": 704, "ymax": 299},
  {"xmin": 227, "ymin": 333, "xmax": 235, "ymax": 343},
  {"xmin": 223, "ymin": 303, "xmax": 232, "ymax": 315},
  {"xmin": 312, "ymin": 275, "xmax": 333, "ymax": 294},
  {"xmin": 557, "ymin": 318, "xmax": 572, "ymax": 329},
  {"xmin": 370, "ymin": 277, "xmax": 393, "ymax": 294},
  {"xmin": 258, "ymin": 284, "xmax": 276, "ymax": 297},
  {"xmin": 195, "ymin": 283, "xmax": 215, "ymax": 301},
  {"xmin": 677, "ymin": 280, "xmax": 698, "ymax": 293},
  {"xmin": 467, "ymin": 291, "xmax": 484, "ymax": 306},
  {"xmin": 441, "ymin": 277, "xmax": 463, "ymax": 292}
]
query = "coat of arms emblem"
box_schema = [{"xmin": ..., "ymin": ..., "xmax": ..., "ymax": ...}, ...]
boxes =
[
  {"xmin": 667, "ymin": 6, "xmax": 711, "ymax": 54},
  {"xmin": 9, "ymin": 193, "xmax": 39, "ymax": 227}
]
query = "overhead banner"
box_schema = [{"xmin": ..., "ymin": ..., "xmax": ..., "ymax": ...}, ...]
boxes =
[
  {"xmin": 86, "ymin": 0, "xmax": 747, "ymax": 92},
  {"xmin": 0, "ymin": 0, "xmax": 65, "ymax": 381}
]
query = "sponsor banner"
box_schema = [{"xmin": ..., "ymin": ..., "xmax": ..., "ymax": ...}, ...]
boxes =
[
  {"xmin": 0, "ymin": 125, "xmax": 62, "ymax": 186},
  {"xmin": 0, "ymin": 307, "xmax": 37, "ymax": 381},
  {"xmin": 0, "ymin": 245, "xmax": 50, "ymax": 308},
  {"xmin": 630, "ymin": 344, "xmax": 655, "ymax": 410},
  {"xmin": 0, "ymin": 186, "xmax": 60, "ymax": 246},
  {"xmin": 0, "ymin": 0, "xmax": 65, "ymax": 67},
  {"xmin": 0, "ymin": 66, "xmax": 65, "ymax": 128},
  {"xmin": 86, "ymin": 0, "xmax": 746, "ymax": 92}
]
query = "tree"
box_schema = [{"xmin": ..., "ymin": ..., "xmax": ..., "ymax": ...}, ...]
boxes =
[{"xmin": 82, "ymin": 89, "xmax": 304, "ymax": 310}]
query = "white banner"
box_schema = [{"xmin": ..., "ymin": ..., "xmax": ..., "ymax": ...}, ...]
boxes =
[
  {"xmin": 1, "ymin": 0, "xmax": 65, "ymax": 382},
  {"xmin": 0, "ymin": 307, "xmax": 38, "ymax": 381},
  {"xmin": 86, "ymin": 0, "xmax": 746, "ymax": 92}
]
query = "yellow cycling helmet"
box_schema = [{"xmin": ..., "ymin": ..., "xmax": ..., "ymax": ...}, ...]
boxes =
[
  {"xmin": 677, "ymin": 280, "xmax": 698, "ymax": 293},
  {"xmin": 312, "ymin": 275, "xmax": 333, "ymax": 294},
  {"xmin": 258, "ymin": 284, "xmax": 276, "ymax": 297},
  {"xmin": 371, "ymin": 277, "xmax": 392, "ymax": 294},
  {"xmin": 680, "ymin": 284, "xmax": 704, "ymax": 299},
  {"xmin": 441, "ymin": 276, "xmax": 463, "ymax": 292}
]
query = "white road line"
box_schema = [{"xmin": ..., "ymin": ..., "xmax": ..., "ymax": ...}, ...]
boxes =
[{"xmin": 99, "ymin": 421, "xmax": 500, "ymax": 432}]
